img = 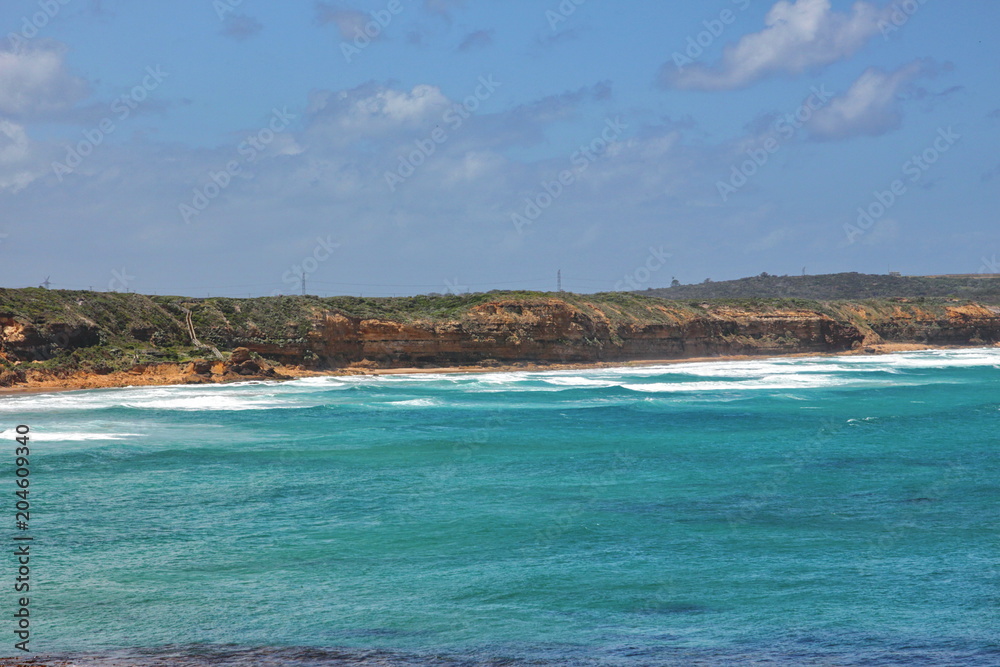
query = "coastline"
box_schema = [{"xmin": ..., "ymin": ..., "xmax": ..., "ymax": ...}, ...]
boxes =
[{"xmin": 0, "ymin": 342, "xmax": 975, "ymax": 397}]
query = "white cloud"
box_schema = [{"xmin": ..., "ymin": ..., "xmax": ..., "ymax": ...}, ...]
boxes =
[
  {"xmin": 809, "ymin": 61, "xmax": 924, "ymax": 140},
  {"xmin": 0, "ymin": 78, "xmax": 841, "ymax": 292},
  {"xmin": 661, "ymin": 0, "xmax": 885, "ymax": 91},
  {"xmin": 0, "ymin": 44, "xmax": 89, "ymax": 117},
  {"xmin": 0, "ymin": 120, "xmax": 41, "ymax": 193},
  {"xmin": 307, "ymin": 83, "xmax": 452, "ymax": 141}
]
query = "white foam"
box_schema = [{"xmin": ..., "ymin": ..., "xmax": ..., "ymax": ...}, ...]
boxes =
[
  {"xmin": 1, "ymin": 347, "xmax": 993, "ymax": 412},
  {"xmin": 0, "ymin": 384, "xmax": 297, "ymax": 412},
  {"xmin": 21, "ymin": 432, "xmax": 146, "ymax": 442},
  {"xmin": 541, "ymin": 376, "xmax": 620, "ymax": 388},
  {"xmin": 386, "ymin": 398, "xmax": 439, "ymax": 407},
  {"xmin": 622, "ymin": 373, "xmax": 869, "ymax": 393}
]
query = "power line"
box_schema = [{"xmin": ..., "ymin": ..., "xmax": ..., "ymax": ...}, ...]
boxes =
[{"xmin": 18, "ymin": 273, "xmax": 651, "ymax": 296}]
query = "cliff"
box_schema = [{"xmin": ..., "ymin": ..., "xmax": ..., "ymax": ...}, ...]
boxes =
[{"xmin": 2, "ymin": 288, "xmax": 999, "ymax": 390}]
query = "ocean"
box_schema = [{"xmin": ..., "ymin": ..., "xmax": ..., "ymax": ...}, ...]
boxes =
[{"xmin": 1, "ymin": 348, "xmax": 998, "ymax": 666}]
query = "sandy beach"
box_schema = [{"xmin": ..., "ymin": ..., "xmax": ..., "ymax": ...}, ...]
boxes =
[{"xmin": 0, "ymin": 342, "xmax": 960, "ymax": 397}]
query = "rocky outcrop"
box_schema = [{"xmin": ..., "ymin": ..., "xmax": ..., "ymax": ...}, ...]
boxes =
[
  {"xmin": 298, "ymin": 300, "xmax": 868, "ymax": 366},
  {"xmin": 0, "ymin": 317, "xmax": 101, "ymax": 363},
  {"xmin": 2, "ymin": 291, "xmax": 1000, "ymax": 390}
]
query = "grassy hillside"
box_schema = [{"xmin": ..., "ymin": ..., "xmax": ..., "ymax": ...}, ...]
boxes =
[
  {"xmin": 645, "ymin": 273, "xmax": 1000, "ymax": 302},
  {"xmin": 2, "ymin": 285, "xmax": 998, "ymax": 384}
]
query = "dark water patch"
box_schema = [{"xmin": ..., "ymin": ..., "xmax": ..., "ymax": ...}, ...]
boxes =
[{"xmin": 8, "ymin": 642, "xmax": 1000, "ymax": 666}]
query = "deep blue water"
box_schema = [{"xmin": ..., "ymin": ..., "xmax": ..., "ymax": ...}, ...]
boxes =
[{"xmin": 2, "ymin": 348, "xmax": 999, "ymax": 665}]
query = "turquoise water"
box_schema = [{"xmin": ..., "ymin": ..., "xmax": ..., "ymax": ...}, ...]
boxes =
[{"xmin": 2, "ymin": 349, "xmax": 999, "ymax": 665}]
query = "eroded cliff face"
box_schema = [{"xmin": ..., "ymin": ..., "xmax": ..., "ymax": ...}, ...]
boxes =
[
  {"xmin": 289, "ymin": 300, "xmax": 860, "ymax": 366},
  {"xmin": 840, "ymin": 303, "xmax": 1000, "ymax": 347},
  {"xmin": 2, "ymin": 294, "xmax": 1000, "ymax": 389},
  {"xmin": 0, "ymin": 317, "xmax": 101, "ymax": 364},
  {"xmin": 216, "ymin": 299, "xmax": 999, "ymax": 368}
]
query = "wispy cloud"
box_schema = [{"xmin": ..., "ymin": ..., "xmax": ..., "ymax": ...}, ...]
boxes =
[
  {"xmin": 808, "ymin": 61, "xmax": 925, "ymax": 141},
  {"xmin": 0, "ymin": 42, "xmax": 89, "ymax": 118},
  {"xmin": 659, "ymin": 0, "xmax": 885, "ymax": 91},
  {"xmin": 424, "ymin": 0, "xmax": 465, "ymax": 20},
  {"xmin": 457, "ymin": 29, "xmax": 493, "ymax": 52},
  {"xmin": 315, "ymin": 2, "xmax": 370, "ymax": 40},
  {"xmin": 221, "ymin": 14, "xmax": 263, "ymax": 41}
]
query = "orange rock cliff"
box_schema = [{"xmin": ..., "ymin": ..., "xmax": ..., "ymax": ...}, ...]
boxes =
[{"xmin": 1, "ymin": 290, "xmax": 999, "ymax": 390}]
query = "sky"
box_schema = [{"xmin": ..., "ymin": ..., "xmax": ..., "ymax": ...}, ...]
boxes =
[{"xmin": 0, "ymin": 0, "xmax": 998, "ymax": 297}]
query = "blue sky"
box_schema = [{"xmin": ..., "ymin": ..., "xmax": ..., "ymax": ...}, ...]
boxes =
[{"xmin": 0, "ymin": 0, "xmax": 998, "ymax": 296}]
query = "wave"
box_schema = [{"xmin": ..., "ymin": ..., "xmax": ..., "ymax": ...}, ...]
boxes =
[
  {"xmin": 541, "ymin": 376, "xmax": 622, "ymax": 388},
  {"xmin": 620, "ymin": 373, "xmax": 858, "ymax": 393},
  {"xmin": 2, "ymin": 348, "xmax": 995, "ymax": 413},
  {"xmin": 385, "ymin": 398, "xmax": 440, "ymax": 407},
  {"xmin": 12, "ymin": 431, "xmax": 147, "ymax": 441}
]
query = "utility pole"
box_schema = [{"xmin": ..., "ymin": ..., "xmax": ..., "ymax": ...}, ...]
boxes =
[
  {"xmin": 557, "ymin": 270, "xmax": 562, "ymax": 293},
  {"xmin": 301, "ymin": 271, "xmax": 306, "ymax": 296}
]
